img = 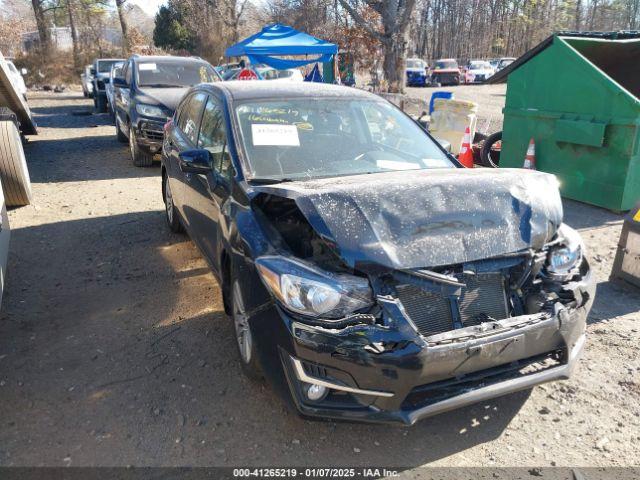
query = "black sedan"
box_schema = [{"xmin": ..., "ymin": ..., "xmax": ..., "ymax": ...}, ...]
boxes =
[{"xmin": 160, "ymin": 81, "xmax": 595, "ymax": 425}]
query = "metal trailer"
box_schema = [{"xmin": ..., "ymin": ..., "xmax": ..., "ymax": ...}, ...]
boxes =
[{"xmin": 0, "ymin": 51, "xmax": 38, "ymax": 308}]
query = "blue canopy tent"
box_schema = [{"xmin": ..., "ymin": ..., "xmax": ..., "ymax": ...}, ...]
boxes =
[{"xmin": 225, "ymin": 24, "xmax": 338, "ymax": 70}]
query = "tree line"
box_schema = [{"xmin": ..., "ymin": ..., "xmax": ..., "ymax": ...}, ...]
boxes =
[{"xmin": 2, "ymin": 0, "xmax": 638, "ymax": 90}]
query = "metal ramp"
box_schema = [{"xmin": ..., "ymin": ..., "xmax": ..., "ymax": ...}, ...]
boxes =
[{"xmin": 0, "ymin": 53, "xmax": 37, "ymax": 135}]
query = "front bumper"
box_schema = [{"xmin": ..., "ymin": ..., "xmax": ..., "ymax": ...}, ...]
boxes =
[
  {"xmin": 262, "ymin": 269, "xmax": 595, "ymax": 425},
  {"xmin": 406, "ymin": 72, "xmax": 428, "ymax": 86},
  {"xmin": 133, "ymin": 118, "xmax": 166, "ymax": 152},
  {"xmin": 432, "ymin": 72, "xmax": 460, "ymax": 84}
]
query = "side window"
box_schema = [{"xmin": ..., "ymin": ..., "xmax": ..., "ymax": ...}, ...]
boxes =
[
  {"xmin": 198, "ymin": 97, "xmax": 232, "ymax": 178},
  {"xmin": 178, "ymin": 92, "xmax": 207, "ymax": 144}
]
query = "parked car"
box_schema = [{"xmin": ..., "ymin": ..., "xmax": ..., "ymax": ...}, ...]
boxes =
[
  {"xmin": 92, "ymin": 58, "xmax": 124, "ymax": 112},
  {"xmin": 106, "ymin": 61, "xmax": 124, "ymax": 120},
  {"xmin": 431, "ymin": 58, "xmax": 461, "ymax": 85},
  {"xmin": 160, "ymin": 81, "xmax": 595, "ymax": 425},
  {"xmin": 2, "ymin": 60, "xmax": 27, "ymax": 99},
  {"xmin": 224, "ymin": 66, "xmax": 304, "ymax": 82},
  {"xmin": 222, "ymin": 68, "xmax": 240, "ymax": 80},
  {"xmin": 113, "ymin": 55, "xmax": 221, "ymax": 166},
  {"xmin": 497, "ymin": 57, "xmax": 517, "ymax": 70},
  {"xmin": 464, "ymin": 60, "xmax": 494, "ymax": 83},
  {"xmin": 406, "ymin": 58, "xmax": 429, "ymax": 87},
  {"xmin": 216, "ymin": 62, "xmax": 241, "ymax": 77},
  {"xmin": 81, "ymin": 64, "xmax": 95, "ymax": 98}
]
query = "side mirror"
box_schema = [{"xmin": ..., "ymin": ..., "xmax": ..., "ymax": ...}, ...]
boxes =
[
  {"xmin": 179, "ymin": 149, "xmax": 212, "ymax": 174},
  {"xmin": 90, "ymin": 68, "xmax": 96, "ymax": 76},
  {"xmin": 112, "ymin": 77, "xmax": 127, "ymax": 88},
  {"xmin": 20, "ymin": 68, "xmax": 28, "ymax": 75}
]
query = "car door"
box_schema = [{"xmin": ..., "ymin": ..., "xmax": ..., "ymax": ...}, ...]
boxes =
[
  {"xmin": 115, "ymin": 59, "xmax": 132, "ymax": 129},
  {"xmin": 182, "ymin": 94, "xmax": 232, "ymax": 267},
  {"xmin": 170, "ymin": 92, "xmax": 208, "ymax": 231}
]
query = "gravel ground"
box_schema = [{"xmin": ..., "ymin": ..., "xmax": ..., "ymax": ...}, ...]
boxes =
[{"xmin": 0, "ymin": 91, "xmax": 638, "ymax": 469}]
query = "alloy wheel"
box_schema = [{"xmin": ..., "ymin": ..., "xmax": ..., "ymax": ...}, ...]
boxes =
[
  {"xmin": 165, "ymin": 178, "xmax": 174, "ymax": 224},
  {"xmin": 129, "ymin": 128, "xmax": 136, "ymax": 160},
  {"xmin": 232, "ymin": 281, "xmax": 252, "ymax": 364}
]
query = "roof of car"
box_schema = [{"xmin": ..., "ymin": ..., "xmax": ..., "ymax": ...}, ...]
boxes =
[
  {"xmin": 210, "ymin": 81, "xmax": 376, "ymax": 101},
  {"xmin": 133, "ymin": 55, "xmax": 207, "ymax": 64}
]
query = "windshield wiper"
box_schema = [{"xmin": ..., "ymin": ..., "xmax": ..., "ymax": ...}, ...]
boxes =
[
  {"xmin": 142, "ymin": 83, "xmax": 184, "ymax": 88},
  {"xmin": 249, "ymin": 178, "xmax": 295, "ymax": 185}
]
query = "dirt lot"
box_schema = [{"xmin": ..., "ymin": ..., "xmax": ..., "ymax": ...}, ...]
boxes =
[{"xmin": 0, "ymin": 91, "xmax": 639, "ymax": 469}]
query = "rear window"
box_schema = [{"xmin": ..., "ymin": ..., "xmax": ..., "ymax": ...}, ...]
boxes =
[
  {"xmin": 136, "ymin": 60, "xmax": 219, "ymax": 87},
  {"xmin": 436, "ymin": 60, "xmax": 458, "ymax": 69},
  {"xmin": 98, "ymin": 60, "xmax": 120, "ymax": 73}
]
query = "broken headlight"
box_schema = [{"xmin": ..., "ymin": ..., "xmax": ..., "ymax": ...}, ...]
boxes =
[
  {"xmin": 255, "ymin": 256, "xmax": 374, "ymax": 320},
  {"xmin": 546, "ymin": 224, "xmax": 584, "ymax": 275}
]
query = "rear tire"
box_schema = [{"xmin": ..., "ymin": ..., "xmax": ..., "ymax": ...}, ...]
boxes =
[
  {"xmin": 0, "ymin": 119, "xmax": 32, "ymax": 207},
  {"xmin": 129, "ymin": 127, "xmax": 153, "ymax": 167},
  {"xmin": 95, "ymin": 95, "xmax": 107, "ymax": 113},
  {"xmin": 480, "ymin": 131, "xmax": 502, "ymax": 168},
  {"xmin": 231, "ymin": 279, "xmax": 263, "ymax": 381}
]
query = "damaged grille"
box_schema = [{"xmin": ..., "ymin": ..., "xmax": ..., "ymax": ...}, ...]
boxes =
[
  {"xmin": 458, "ymin": 273, "xmax": 509, "ymax": 327},
  {"xmin": 396, "ymin": 285, "xmax": 453, "ymax": 336},
  {"xmin": 396, "ymin": 273, "xmax": 509, "ymax": 337},
  {"xmin": 139, "ymin": 121, "xmax": 164, "ymax": 142},
  {"xmin": 402, "ymin": 350, "xmax": 562, "ymax": 410}
]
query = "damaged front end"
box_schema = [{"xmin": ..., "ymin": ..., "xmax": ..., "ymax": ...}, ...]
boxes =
[{"xmin": 244, "ymin": 170, "xmax": 595, "ymax": 425}]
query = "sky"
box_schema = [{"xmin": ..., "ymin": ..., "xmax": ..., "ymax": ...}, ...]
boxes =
[{"xmin": 130, "ymin": 0, "xmax": 167, "ymax": 16}]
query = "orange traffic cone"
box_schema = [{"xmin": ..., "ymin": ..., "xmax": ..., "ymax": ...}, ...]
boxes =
[
  {"xmin": 523, "ymin": 138, "xmax": 536, "ymax": 169},
  {"xmin": 458, "ymin": 126, "xmax": 474, "ymax": 168}
]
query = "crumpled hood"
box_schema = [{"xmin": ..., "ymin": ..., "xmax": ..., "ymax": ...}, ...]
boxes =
[
  {"xmin": 136, "ymin": 87, "xmax": 188, "ymax": 112},
  {"xmin": 251, "ymin": 168, "xmax": 563, "ymax": 271}
]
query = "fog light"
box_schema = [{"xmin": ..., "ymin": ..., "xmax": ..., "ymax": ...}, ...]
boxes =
[{"xmin": 304, "ymin": 383, "xmax": 327, "ymax": 401}]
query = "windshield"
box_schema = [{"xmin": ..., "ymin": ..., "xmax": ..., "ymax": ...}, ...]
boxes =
[
  {"xmin": 235, "ymin": 98, "xmax": 454, "ymax": 181},
  {"xmin": 469, "ymin": 61, "xmax": 490, "ymax": 69},
  {"xmin": 98, "ymin": 60, "xmax": 120, "ymax": 73},
  {"xmin": 436, "ymin": 60, "xmax": 458, "ymax": 69},
  {"xmin": 136, "ymin": 61, "xmax": 219, "ymax": 87},
  {"xmin": 407, "ymin": 60, "xmax": 424, "ymax": 69}
]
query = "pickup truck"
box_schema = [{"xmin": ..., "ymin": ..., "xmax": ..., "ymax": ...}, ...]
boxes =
[{"xmin": 92, "ymin": 58, "xmax": 124, "ymax": 112}]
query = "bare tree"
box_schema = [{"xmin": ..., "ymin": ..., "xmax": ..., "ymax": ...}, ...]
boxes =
[
  {"xmin": 338, "ymin": 0, "xmax": 417, "ymax": 92},
  {"xmin": 115, "ymin": 0, "xmax": 130, "ymax": 55},
  {"xmin": 66, "ymin": 0, "xmax": 80, "ymax": 69},
  {"xmin": 30, "ymin": 0, "xmax": 52, "ymax": 56},
  {"xmin": 207, "ymin": 0, "xmax": 250, "ymax": 44}
]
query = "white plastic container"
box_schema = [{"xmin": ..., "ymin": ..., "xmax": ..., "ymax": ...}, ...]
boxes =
[{"xmin": 429, "ymin": 99, "xmax": 478, "ymax": 155}]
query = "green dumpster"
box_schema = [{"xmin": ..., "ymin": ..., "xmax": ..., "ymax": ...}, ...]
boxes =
[{"xmin": 496, "ymin": 33, "xmax": 640, "ymax": 211}]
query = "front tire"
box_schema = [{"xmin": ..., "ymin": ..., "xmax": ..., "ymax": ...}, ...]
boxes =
[
  {"xmin": 163, "ymin": 174, "xmax": 183, "ymax": 233},
  {"xmin": 129, "ymin": 127, "xmax": 153, "ymax": 167},
  {"xmin": 115, "ymin": 116, "xmax": 127, "ymax": 143},
  {"xmin": 231, "ymin": 280, "xmax": 263, "ymax": 380}
]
